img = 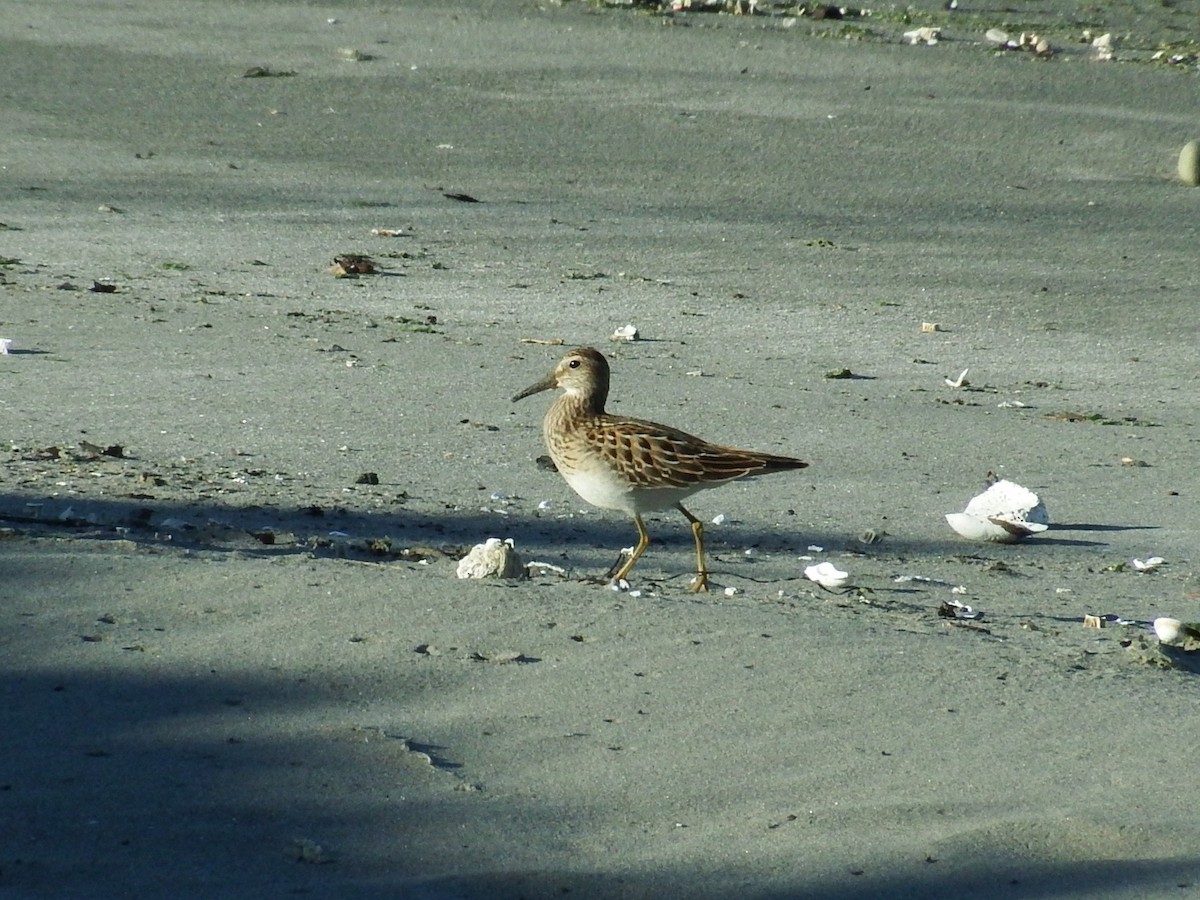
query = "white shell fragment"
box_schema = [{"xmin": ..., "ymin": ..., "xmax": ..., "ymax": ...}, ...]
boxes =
[
  {"xmin": 610, "ymin": 324, "xmax": 639, "ymax": 342},
  {"xmin": 1178, "ymin": 141, "xmax": 1200, "ymax": 187},
  {"xmin": 0, "ymin": 338, "xmax": 12, "ymax": 354},
  {"xmin": 1091, "ymin": 32, "xmax": 1113, "ymax": 61},
  {"xmin": 805, "ymin": 561, "xmax": 849, "ymax": 590},
  {"xmin": 456, "ymin": 538, "xmax": 525, "ymax": 579},
  {"xmin": 945, "ymin": 478, "xmax": 1049, "ymax": 543},
  {"xmin": 903, "ymin": 27, "xmax": 940, "ymax": 46},
  {"xmin": 944, "ymin": 368, "xmax": 969, "ymax": 388},
  {"xmin": 941, "ymin": 598, "xmax": 981, "ymax": 619},
  {"xmin": 987, "ymin": 28, "xmax": 1052, "ymax": 56},
  {"xmin": 1132, "ymin": 556, "xmax": 1165, "ymax": 572}
]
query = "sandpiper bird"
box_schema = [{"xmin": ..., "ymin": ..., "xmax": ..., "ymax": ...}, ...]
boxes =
[{"xmin": 512, "ymin": 347, "xmax": 808, "ymax": 591}]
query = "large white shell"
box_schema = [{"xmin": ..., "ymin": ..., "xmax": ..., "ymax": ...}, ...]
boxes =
[
  {"xmin": 456, "ymin": 538, "xmax": 524, "ymax": 579},
  {"xmin": 1154, "ymin": 618, "xmax": 1184, "ymax": 644},
  {"xmin": 1153, "ymin": 617, "xmax": 1200, "ymax": 645},
  {"xmin": 946, "ymin": 479, "xmax": 1049, "ymax": 543},
  {"xmin": 804, "ymin": 561, "xmax": 849, "ymax": 589}
]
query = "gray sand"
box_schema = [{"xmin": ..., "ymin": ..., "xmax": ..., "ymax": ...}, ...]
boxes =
[{"xmin": 2, "ymin": 2, "xmax": 1199, "ymax": 897}]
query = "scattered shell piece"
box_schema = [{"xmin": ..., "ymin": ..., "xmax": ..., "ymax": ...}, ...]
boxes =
[
  {"xmin": 329, "ymin": 254, "xmax": 378, "ymax": 277},
  {"xmin": 804, "ymin": 561, "xmax": 849, "ymax": 589},
  {"xmin": 610, "ymin": 324, "xmax": 639, "ymax": 342},
  {"xmin": 997, "ymin": 400, "xmax": 1028, "ymax": 409},
  {"xmin": 1178, "ymin": 141, "xmax": 1200, "ymax": 187},
  {"xmin": 903, "ymin": 26, "xmax": 940, "ymax": 46},
  {"xmin": 987, "ymin": 28, "xmax": 1052, "ymax": 56},
  {"xmin": 455, "ymin": 538, "xmax": 524, "ymax": 579},
  {"xmin": 370, "ymin": 228, "xmax": 410, "ymax": 237},
  {"xmin": 1131, "ymin": 556, "xmax": 1165, "ymax": 572},
  {"xmin": 337, "ymin": 47, "xmax": 373, "ymax": 61},
  {"xmin": 1091, "ymin": 32, "xmax": 1113, "ymax": 60},
  {"xmin": 1120, "ymin": 456, "xmax": 1149, "ymax": 467},
  {"xmin": 944, "ymin": 368, "xmax": 969, "ymax": 389},
  {"xmin": 938, "ymin": 599, "xmax": 981, "ymax": 620},
  {"xmin": 0, "ymin": 338, "xmax": 12, "ymax": 354},
  {"xmin": 711, "ymin": 513, "xmax": 727, "ymax": 526},
  {"xmin": 723, "ymin": 586, "xmax": 738, "ymax": 597},
  {"xmin": 920, "ymin": 322, "xmax": 944, "ymax": 333},
  {"xmin": 1083, "ymin": 614, "xmax": 1104, "ymax": 629},
  {"xmin": 945, "ymin": 477, "xmax": 1049, "ymax": 543}
]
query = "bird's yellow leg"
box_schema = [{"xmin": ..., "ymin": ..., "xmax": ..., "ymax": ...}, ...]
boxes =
[
  {"xmin": 611, "ymin": 514, "xmax": 651, "ymax": 585},
  {"xmin": 676, "ymin": 504, "xmax": 709, "ymax": 592}
]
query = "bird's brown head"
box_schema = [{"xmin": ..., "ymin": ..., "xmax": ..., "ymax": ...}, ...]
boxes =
[{"xmin": 512, "ymin": 346, "xmax": 610, "ymax": 412}]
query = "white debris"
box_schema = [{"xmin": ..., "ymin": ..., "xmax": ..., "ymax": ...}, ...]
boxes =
[
  {"xmin": 805, "ymin": 561, "xmax": 849, "ymax": 589},
  {"xmin": 942, "ymin": 598, "xmax": 981, "ymax": 619},
  {"xmin": 1154, "ymin": 617, "xmax": 1183, "ymax": 643},
  {"xmin": 1091, "ymin": 32, "xmax": 1113, "ymax": 60},
  {"xmin": 610, "ymin": 324, "xmax": 639, "ymax": 342},
  {"xmin": 903, "ymin": 27, "xmax": 941, "ymax": 46},
  {"xmin": 944, "ymin": 368, "xmax": 969, "ymax": 388},
  {"xmin": 1152, "ymin": 618, "xmax": 1200, "ymax": 645},
  {"xmin": 945, "ymin": 478, "xmax": 1049, "ymax": 543},
  {"xmin": 456, "ymin": 538, "xmax": 525, "ymax": 579},
  {"xmin": 710, "ymin": 513, "xmax": 727, "ymax": 526},
  {"xmin": 1132, "ymin": 556, "xmax": 1165, "ymax": 572},
  {"xmin": 0, "ymin": 338, "xmax": 12, "ymax": 354},
  {"xmin": 536, "ymin": 499, "xmax": 554, "ymax": 511}
]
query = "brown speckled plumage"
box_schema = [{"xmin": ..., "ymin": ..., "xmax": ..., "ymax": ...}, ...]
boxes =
[{"xmin": 513, "ymin": 347, "xmax": 807, "ymax": 591}]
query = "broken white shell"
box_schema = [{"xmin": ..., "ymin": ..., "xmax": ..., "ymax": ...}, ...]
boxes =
[
  {"xmin": 945, "ymin": 479, "xmax": 1049, "ymax": 543},
  {"xmin": 0, "ymin": 338, "xmax": 12, "ymax": 354},
  {"xmin": 456, "ymin": 537, "xmax": 524, "ymax": 579},
  {"xmin": 610, "ymin": 324, "xmax": 639, "ymax": 342},
  {"xmin": 1132, "ymin": 556, "xmax": 1165, "ymax": 572},
  {"xmin": 903, "ymin": 26, "xmax": 940, "ymax": 46},
  {"xmin": 805, "ymin": 561, "xmax": 849, "ymax": 589}
]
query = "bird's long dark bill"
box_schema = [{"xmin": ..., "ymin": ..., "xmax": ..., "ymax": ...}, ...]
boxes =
[{"xmin": 511, "ymin": 374, "xmax": 556, "ymax": 403}]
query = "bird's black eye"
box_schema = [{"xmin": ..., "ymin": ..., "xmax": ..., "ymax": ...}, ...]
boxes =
[{"xmin": 568, "ymin": 359, "xmax": 581, "ymax": 368}]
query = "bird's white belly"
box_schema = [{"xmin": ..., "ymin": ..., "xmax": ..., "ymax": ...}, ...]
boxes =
[{"xmin": 560, "ymin": 465, "xmax": 695, "ymax": 515}]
